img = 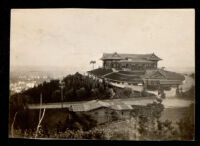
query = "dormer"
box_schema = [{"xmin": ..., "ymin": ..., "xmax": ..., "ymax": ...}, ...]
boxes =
[
  {"xmin": 112, "ymin": 52, "xmax": 121, "ymax": 57},
  {"xmin": 147, "ymin": 53, "xmax": 162, "ymax": 61}
]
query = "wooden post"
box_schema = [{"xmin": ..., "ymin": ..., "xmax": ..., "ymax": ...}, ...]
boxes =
[
  {"xmin": 158, "ymin": 84, "xmax": 161, "ymax": 96},
  {"xmin": 39, "ymin": 93, "xmax": 42, "ymax": 121},
  {"xmin": 143, "ymin": 79, "xmax": 147, "ymax": 91},
  {"xmin": 61, "ymin": 86, "xmax": 63, "ymax": 109},
  {"xmin": 60, "ymin": 80, "xmax": 65, "ymax": 109},
  {"xmin": 35, "ymin": 108, "xmax": 46, "ymax": 139},
  {"xmin": 11, "ymin": 112, "xmax": 18, "ymax": 137},
  {"xmin": 176, "ymin": 85, "xmax": 180, "ymax": 96}
]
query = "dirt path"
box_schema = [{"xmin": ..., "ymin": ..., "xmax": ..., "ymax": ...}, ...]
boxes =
[{"xmin": 28, "ymin": 97, "xmax": 156, "ymax": 109}]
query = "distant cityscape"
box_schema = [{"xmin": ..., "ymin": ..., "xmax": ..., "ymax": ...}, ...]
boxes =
[
  {"xmin": 10, "ymin": 72, "xmax": 51, "ymax": 95},
  {"xmin": 9, "ymin": 65, "xmax": 89, "ymax": 95}
]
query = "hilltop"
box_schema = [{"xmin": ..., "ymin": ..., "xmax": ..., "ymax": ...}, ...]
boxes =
[{"xmin": 10, "ymin": 72, "xmax": 154, "ymax": 106}]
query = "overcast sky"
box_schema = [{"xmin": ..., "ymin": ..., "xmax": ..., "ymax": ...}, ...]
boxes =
[{"xmin": 10, "ymin": 9, "xmax": 195, "ymax": 72}]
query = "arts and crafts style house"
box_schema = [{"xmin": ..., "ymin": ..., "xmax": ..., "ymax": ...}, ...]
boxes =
[{"xmin": 88, "ymin": 52, "xmax": 185, "ymax": 92}]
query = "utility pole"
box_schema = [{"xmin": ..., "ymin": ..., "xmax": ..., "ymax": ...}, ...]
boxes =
[{"xmin": 60, "ymin": 80, "xmax": 65, "ymax": 109}]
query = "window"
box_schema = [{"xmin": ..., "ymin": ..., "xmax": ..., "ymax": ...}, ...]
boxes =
[{"xmin": 154, "ymin": 63, "xmax": 157, "ymax": 68}]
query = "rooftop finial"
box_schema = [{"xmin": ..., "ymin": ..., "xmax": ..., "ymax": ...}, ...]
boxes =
[{"xmin": 112, "ymin": 52, "xmax": 118, "ymax": 56}]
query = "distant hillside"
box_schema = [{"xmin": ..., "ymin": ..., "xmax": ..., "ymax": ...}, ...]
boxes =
[
  {"xmin": 165, "ymin": 66, "xmax": 195, "ymax": 74},
  {"xmin": 10, "ymin": 65, "xmax": 87, "ymax": 79}
]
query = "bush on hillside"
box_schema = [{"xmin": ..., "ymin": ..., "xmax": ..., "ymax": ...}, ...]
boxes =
[
  {"xmin": 182, "ymin": 85, "xmax": 195, "ymax": 99},
  {"xmin": 10, "ymin": 72, "xmax": 115, "ymax": 104},
  {"xmin": 123, "ymin": 87, "xmax": 132, "ymax": 97}
]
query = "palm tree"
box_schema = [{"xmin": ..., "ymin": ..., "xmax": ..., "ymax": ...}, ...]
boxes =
[{"xmin": 90, "ymin": 60, "xmax": 96, "ymax": 69}]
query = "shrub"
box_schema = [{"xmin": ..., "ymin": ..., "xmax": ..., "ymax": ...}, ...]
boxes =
[
  {"xmin": 176, "ymin": 103, "xmax": 194, "ymax": 140},
  {"xmin": 76, "ymin": 87, "xmax": 87, "ymax": 98},
  {"xmin": 123, "ymin": 87, "xmax": 132, "ymax": 97}
]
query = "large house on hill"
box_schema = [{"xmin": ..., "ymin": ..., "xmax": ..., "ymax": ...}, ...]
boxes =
[
  {"xmin": 100, "ymin": 52, "xmax": 162, "ymax": 71},
  {"xmin": 88, "ymin": 52, "xmax": 185, "ymax": 93}
]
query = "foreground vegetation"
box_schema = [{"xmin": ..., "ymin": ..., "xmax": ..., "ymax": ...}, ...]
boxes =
[
  {"xmin": 11, "ymin": 72, "xmax": 156, "ymax": 103},
  {"xmin": 10, "ymin": 72, "xmax": 141, "ymax": 104},
  {"xmin": 10, "ymin": 102, "xmax": 194, "ymax": 140},
  {"xmin": 9, "ymin": 72, "xmax": 154, "ymax": 129},
  {"xmin": 9, "ymin": 72, "xmax": 194, "ymax": 140}
]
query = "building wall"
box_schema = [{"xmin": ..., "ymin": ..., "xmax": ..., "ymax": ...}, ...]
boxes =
[
  {"xmin": 86, "ymin": 108, "xmax": 111, "ymax": 125},
  {"xmin": 119, "ymin": 110, "xmax": 131, "ymax": 120},
  {"xmin": 103, "ymin": 60, "xmax": 157, "ymax": 70},
  {"xmin": 77, "ymin": 108, "xmax": 132, "ymax": 125},
  {"xmin": 88, "ymin": 108, "xmax": 130, "ymax": 124}
]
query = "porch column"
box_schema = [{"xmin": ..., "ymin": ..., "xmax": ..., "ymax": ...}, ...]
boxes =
[
  {"xmin": 143, "ymin": 79, "xmax": 147, "ymax": 91},
  {"xmin": 176, "ymin": 85, "xmax": 180, "ymax": 96}
]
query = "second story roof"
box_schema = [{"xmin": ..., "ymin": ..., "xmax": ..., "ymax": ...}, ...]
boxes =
[{"xmin": 100, "ymin": 52, "xmax": 162, "ymax": 61}]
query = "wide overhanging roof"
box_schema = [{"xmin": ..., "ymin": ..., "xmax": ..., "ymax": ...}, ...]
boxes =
[{"xmin": 100, "ymin": 52, "xmax": 162, "ymax": 61}]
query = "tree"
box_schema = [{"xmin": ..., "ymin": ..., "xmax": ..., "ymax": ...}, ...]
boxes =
[
  {"xmin": 76, "ymin": 87, "xmax": 87, "ymax": 99},
  {"xmin": 51, "ymin": 90, "xmax": 61, "ymax": 102},
  {"xmin": 64, "ymin": 88, "xmax": 74, "ymax": 101},
  {"xmin": 123, "ymin": 87, "xmax": 132, "ymax": 97},
  {"xmin": 176, "ymin": 103, "xmax": 194, "ymax": 140}
]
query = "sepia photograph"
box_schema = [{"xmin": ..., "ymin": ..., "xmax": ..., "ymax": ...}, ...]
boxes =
[{"xmin": 9, "ymin": 9, "xmax": 195, "ymax": 140}]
